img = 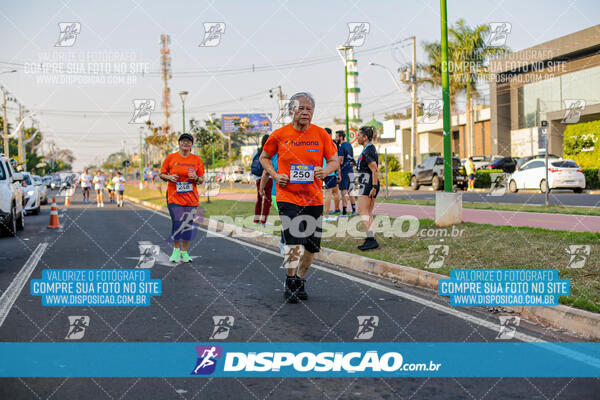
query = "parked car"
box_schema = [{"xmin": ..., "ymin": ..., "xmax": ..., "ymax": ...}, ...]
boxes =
[
  {"xmin": 0, "ymin": 154, "xmax": 26, "ymax": 236},
  {"xmin": 514, "ymin": 154, "xmax": 559, "ymax": 171},
  {"xmin": 508, "ymin": 158, "xmax": 585, "ymax": 193},
  {"xmin": 411, "ymin": 156, "xmax": 466, "ymax": 190},
  {"xmin": 50, "ymin": 174, "xmax": 61, "ymax": 189},
  {"xmin": 483, "ymin": 157, "xmax": 518, "ymax": 173},
  {"xmin": 227, "ymin": 172, "xmax": 244, "ymax": 183},
  {"xmin": 242, "ymin": 172, "xmax": 254, "ymax": 184},
  {"xmin": 42, "ymin": 176, "xmax": 52, "ymax": 188},
  {"xmin": 21, "ymin": 172, "xmax": 41, "ymax": 215},
  {"xmin": 32, "ymin": 175, "xmax": 49, "ymax": 204}
]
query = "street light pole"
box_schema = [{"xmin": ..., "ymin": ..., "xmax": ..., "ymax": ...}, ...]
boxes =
[
  {"xmin": 369, "ymin": 60, "xmax": 418, "ymax": 171},
  {"xmin": 440, "ymin": 0, "xmax": 453, "ymax": 192},
  {"xmin": 179, "ymin": 91, "xmax": 188, "ymax": 134},
  {"xmin": 2, "ymin": 91, "xmax": 7, "ymax": 157},
  {"xmin": 0, "ymin": 70, "xmax": 17, "ymax": 157},
  {"xmin": 336, "ymin": 45, "xmax": 352, "ymax": 142},
  {"xmin": 410, "ymin": 36, "xmax": 418, "ymax": 170}
]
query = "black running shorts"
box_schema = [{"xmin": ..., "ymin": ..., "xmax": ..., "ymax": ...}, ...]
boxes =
[{"xmin": 277, "ymin": 202, "xmax": 323, "ymax": 253}]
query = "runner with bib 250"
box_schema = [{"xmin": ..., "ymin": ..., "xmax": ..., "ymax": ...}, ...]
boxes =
[{"xmin": 260, "ymin": 92, "xmax": 339, "ymax": 303}]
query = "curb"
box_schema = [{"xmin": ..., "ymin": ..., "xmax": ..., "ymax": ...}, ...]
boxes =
[
  {"xmin": 125, "ymin": 195, "xmax": 600, "ymax": 340},
  {"xmin": 387, "ymin": 186, "xmax": 600, "ymax": 194}
]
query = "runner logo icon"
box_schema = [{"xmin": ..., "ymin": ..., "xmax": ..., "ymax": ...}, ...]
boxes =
[
  {"xmin": 210, "ymin": 316, "xmax": 234, "ymax": 340},
  {"xmin": 55, "ymin": 22, "xmax": 81, "ymax": 47},
  {"xmin": 486, "ymin": 22, "xmax": 512, "ymax": 47},
  {"xmin": 65, "ymin": 316, "xmax": 89, "ymax": 340},
  {"xmin": 191, "ymin": 345, "xmax": 222, "ymax": 375},
  {"xmin": 565, "ymin": 245, "xmax": 591, "ymax": 269},
  {"xmin": 129, "ymin": 99, "xmax": 155, "ymax": 124},
  {"xmin": 562, "ymin": 99, "xmax": 586, "ymax": 124},
  {"xmin": 426, "ymin": 245, "xmax": 449, "ymax": 269},
  {"xmin": 354, "ymin": 316, "xmax": 379, "ymax": 340},
  {"xmin": 496, "ymin": 316, "xmax": 520, "ymax": 340},
  {"xmin": 199, "ymin": 23, "xmax": 225, "ymax": 47},
  {"xmin": 345, "ymin": 22, "xmax": 370, "ymax": 47}
]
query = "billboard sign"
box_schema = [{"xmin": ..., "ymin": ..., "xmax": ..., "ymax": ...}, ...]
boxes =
[{"xmin": 221, "ymin": 113, "xmax": 272, "ymax": 134}]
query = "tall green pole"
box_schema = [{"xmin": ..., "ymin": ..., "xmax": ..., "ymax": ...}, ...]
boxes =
[
  {"xmin": 182, "ymin": 103, "xmax": 186, "ymax": 134},
  {"xmin": 344, "ymin": 62, "xmax": 350, "ymax": 142},
  {"xmin": 139, "ymin": 129, "xmax": 143, "ymax": 188},
  {"xmin": 440, "ymin": 0, "xmax": 453, "ymax": 192}
]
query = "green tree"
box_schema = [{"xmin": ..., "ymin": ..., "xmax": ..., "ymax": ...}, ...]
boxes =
[{"xmin": 421, "ymin": 19, "xmax": 509, "ymax": 156}]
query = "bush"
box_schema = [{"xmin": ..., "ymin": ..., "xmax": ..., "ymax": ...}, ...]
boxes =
[
  {"xmin": 582, "ymin": 168, "xmax": 600, "ymax": 189},
  {"xmin": 383, "ymin": 171, "xmax": 412, "ymax": 187},
  {"xmin": 563, "ymin": 120, "xmax": 600, "ymax": 168},
  {"xmin": 378, "ymin": 154, "xmax": 401, "ymax": 172},
  {"xmin": 474, "ymin": 169, "xmax": 503, "ymax": 188}
]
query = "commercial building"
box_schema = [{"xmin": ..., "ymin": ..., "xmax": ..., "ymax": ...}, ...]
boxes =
[
  {"xmin": 378, "ymin": 107, "xmax": 491, "ymax": 171},
  {"xmin": 490, "ymin": 24, "xmax": 600, "ymax": 157}
]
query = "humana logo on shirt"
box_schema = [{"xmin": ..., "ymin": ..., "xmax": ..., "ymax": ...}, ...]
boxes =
[
  {"xmin": 223, "ymin": 351, "xmax": 404, "ymax": 372},
  {"xmin": 284, "ymin": 140, "xmax": 319, "ymax": 147}
]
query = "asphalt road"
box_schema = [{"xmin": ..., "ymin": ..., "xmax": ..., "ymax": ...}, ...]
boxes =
[
  {"xmin": 229, "ymin": 182, "xmax": 600, "ymax": 207},
  {"xmin": 0, "ymin": 190, "xmax": 598, "ymax": 399}
]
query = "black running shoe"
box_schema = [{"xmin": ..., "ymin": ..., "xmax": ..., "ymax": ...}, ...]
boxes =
[
  {"xmin": 358, "ymin": 238, "xmax": 379, "ymax": 251},
  {"xmin": 284, "ymin": 276, "xmax": 298, "ymax": 303},
  {"xmin": 295, "ymin": 276, "xmax": 308, "ymax": 300}
]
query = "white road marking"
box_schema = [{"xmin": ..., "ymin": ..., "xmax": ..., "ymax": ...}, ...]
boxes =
[
  {"xmin": 0, "ymin": 242, "xmax": 48, "ymax": 328},
  {"xmin": 132, "ymin": 203, "xmax": 600, "ymax": 368}
]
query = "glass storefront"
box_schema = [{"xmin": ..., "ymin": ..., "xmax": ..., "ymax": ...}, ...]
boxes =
[{"xmin": 517, "ymin": 65, "xmax": 600, "ymax": 128}]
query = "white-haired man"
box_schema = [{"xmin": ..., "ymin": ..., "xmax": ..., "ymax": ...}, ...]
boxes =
[{"xmin": 260, "ymin": 92, "xmax": 339, "ymax": 303}]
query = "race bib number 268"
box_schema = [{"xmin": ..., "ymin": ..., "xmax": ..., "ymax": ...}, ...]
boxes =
[
  {"xmin": 176, "ymin": 181, "xmax": 193, "ymax": 193},
  {"xmin": 290, "ymin": 164, "xmax": 314, "ymax": 184}
]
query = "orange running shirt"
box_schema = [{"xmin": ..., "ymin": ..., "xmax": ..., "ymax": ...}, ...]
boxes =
[
  {"xmin": 161, "ymin": 152, "xmax": 205, "ymax": 206},
  {"xmin": 262, "ymin": 124, "xmax": 338, "ymax": 206}
]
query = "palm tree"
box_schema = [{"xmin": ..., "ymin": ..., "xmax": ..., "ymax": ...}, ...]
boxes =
[{"xmin": 421, "ymin": 19, "xmax": 509, "ymax": 156}]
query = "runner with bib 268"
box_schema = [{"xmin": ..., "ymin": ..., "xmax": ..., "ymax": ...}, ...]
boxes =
[
  {"xmin": 260, "ymin": 92, "xmax": 339, "ymax": 303},
  {"xmin": 160, "ymin": 133, "xmax": 205, "ymax": 263}
]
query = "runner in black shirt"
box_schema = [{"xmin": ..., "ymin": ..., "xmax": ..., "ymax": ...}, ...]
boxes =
[{"xmin": 355, "ymin": 126, "xmax": 380, "ymax": 251}]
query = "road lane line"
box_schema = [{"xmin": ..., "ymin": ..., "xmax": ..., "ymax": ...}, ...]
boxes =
[{"xmin": 0, "ymin": 242, "xmax": 48, "ymax": 328}]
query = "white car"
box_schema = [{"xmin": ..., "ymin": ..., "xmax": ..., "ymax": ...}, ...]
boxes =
[
  {"xmin": 32, "ymin": 175, "xmax": 49, "ymax": 204},
  {"xmin": 508, "ymin": 158, "xmax": 586, "ymax": 193},
  {"xmin": 21, "ymin": 172, "xmax": 42, "ymax": 215},
  {"xmin": 0, "ymin": 154, "xmax": 26, "ymax": 236}
]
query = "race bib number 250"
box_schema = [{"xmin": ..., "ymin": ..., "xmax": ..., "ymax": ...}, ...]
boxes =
[
  {"xmin": 290, "ymin": 164, "xmax": 314, "ymax": 184},
  {"xmin": 176, "ymin": 181, "xmax": 193, "ymax": 193}
]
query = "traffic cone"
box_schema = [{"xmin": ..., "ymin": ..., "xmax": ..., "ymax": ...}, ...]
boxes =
[
  {"xmin": 64, "ymin": 190, "xmax": 71, "ymax": 206},
  {"xmin": 47, "ymin": 197, "xmax": 61, "ymax": 229}
]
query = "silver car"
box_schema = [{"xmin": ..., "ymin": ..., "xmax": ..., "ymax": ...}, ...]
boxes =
[
  {"xmin": 21, "ymin": 172, "xmax": 42, "ymax": 215},
  {"xmin": 32, "ymin": 175, "xmax": 49, "ymax": 204}
]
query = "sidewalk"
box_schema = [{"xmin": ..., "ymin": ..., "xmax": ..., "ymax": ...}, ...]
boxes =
[{"xmin": 221, "ymin": 192, "xmax": 600, "ymax": 232}]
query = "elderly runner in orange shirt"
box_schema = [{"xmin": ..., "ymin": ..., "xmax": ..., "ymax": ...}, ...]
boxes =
[
  {"xmin": 260, "ymin": 92, "xmax": 339, "ymax": 303},
  {"xmin": 160, "ymin": 133, "xmax": 205, "ymax": 263}
]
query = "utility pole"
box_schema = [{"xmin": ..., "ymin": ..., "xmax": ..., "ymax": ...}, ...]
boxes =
[
  {"xmin": 277, "ymin": 85, "xmax": 284, "ymax": 128},
  {"xmin": 269, "ymin": 85, "xmax": 285, "ymax": 127},
  {"xmin": 440, "ymin": 0, "xmax": 453, "ymax": 192},
  {"xmin": 18, "ymin": 104, "xmax": 24, "ymax": 169},
  {"xmin": 160, "ymin": 34, "xmax": 172, "ymax": 139},
  {"xmin": 410, "ymin": 36, "xmax": 418, "ymax": 170},
  {"xmin": 2, "ymin": 91, "xmax": 7, "ymax": 157}
]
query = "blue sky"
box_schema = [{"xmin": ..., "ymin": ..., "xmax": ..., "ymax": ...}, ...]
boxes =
[{"xmin": 0, "ymin": 0, "xmax": 598, "ymax": 169}]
